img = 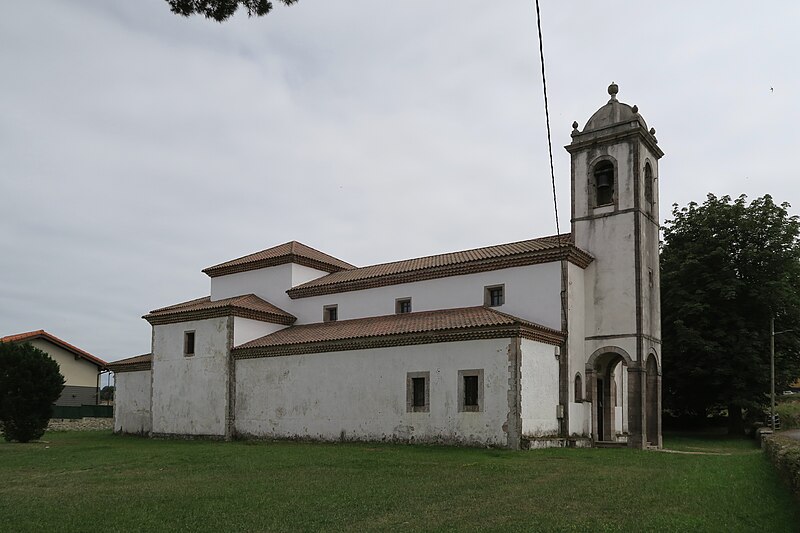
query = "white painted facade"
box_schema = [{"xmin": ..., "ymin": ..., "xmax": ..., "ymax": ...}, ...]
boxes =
[
  {"xmin": 151, "ymin": 317, "xmax": 231, "ymax": 436},
  {"xmin": 111, "ymin": 84, "xmax": 662, "ymax": 449},
  {"xmin": 235, "ymin": 339, "xmax": 516, "ymax": 446},
  {"xmin": 114, "ymin": 370, "xmax": 151, "ymax": 434}
]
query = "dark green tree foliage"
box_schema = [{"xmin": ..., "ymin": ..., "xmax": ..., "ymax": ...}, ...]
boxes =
[
  {"xmin": 100, "ymin": 385, "xmax": 115, "ymax": 402},
  {"xmin": 0, "ymin": 342, "xmax": 65, "ymax": 442},
  {"xmin": 662, "ymin": 194, "xmax": 800, "ymax": 433},
  {"xmin": 167, "ymin": 0, "xmax": 299, "ymax": 22}
]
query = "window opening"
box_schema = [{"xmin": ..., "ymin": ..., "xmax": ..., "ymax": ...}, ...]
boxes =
[
  {"xmin": 574, "ymin": 373, "xmax": 583, "ymax": 402},
  {"xmin": 324, "ymin": 305, "xmax": 338, "ymax": 322},
  {"xmin": 644, "ymin": 163, "xmax": 654, "ymax": 208},
  {"xmin": 396, "ymin": 298, "xmax": 412, "ymax": 314},
  {"xmin": 594, "ymin": 161, "xmax": 614, "ymax": 206},
  {"xmin": 485, "ymin": 285, "xmax": 504, "ymax": 307},
  {"xmin": 464, "ymin": 375, "xmax": 479, "ymax": 407},
  {"xmin": 412, "ymin": 377, "xmax": 425, "ymax": 407},
  {"xmin": 183, "ymin": 331, "xmax": 195, "ymax": 357}
]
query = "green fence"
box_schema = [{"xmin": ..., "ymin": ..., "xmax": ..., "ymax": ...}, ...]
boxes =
[{"xmin": 52, "ymin": 404, "xmax": 113, "ymax": 419}]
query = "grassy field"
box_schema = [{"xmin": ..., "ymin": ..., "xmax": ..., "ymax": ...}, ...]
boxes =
[{"xmin": 1, "ymin": 432, "xmax": 797, "ymax": 532}]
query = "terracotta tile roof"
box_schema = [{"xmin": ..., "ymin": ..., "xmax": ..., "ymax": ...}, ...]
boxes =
[
  {"xmin": 203, "ymin": 241, "xmax": 355, "ymax": 278},
  {"xmin": 144, "ymin": 294, "xmax": 296, "ymax": 326},
  {"xmin": 233, "ymin": 306, "xmax": 565, "ymax": 359},
  {"xmin": 106, "ymin": 353, "xmax": 152, "ymax": 373},
  {"xmin": 0, "ymin": 330, "xmax": 108, "ymax": 367},
  {"xmin": 287, "ymin": 233, "xmax": 592, "ymax": 299}
]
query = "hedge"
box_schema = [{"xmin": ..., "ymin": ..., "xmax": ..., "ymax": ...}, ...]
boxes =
[{"xmin": 763, "ymin": 435, "xmax": 800, "ymax": 501}]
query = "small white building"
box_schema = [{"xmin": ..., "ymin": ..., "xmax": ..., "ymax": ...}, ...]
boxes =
[{"xmin": 109, "ymin": 84, "xmax": 663, "ymax": 449}]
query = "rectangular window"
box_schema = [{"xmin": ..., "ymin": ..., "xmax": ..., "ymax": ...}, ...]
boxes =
[
  {"xmin": 412, "ymin": 378, "xmax": 425, "ymax": 407},
  {"xmin": 464, "ymin": 376, "xmax": 478, "ymax": 406},
  {"xmin": 183, "ymin": 331, "xmax": 195, "ymax": 357},
  {"xmin": 323, "ymin": 305, "xmax": 338, "ymax": 322},
  {"xmin": 458, "ymin": 369, "xmax": 483, "ymax": 412},
  {"xmin": 484, "ymin": 285, "xmax": 504, "ymax": 307},
  {"xmin": 396, "ymin": 298, "xmax": 412, "ymax": 314},
  {"xmin": 406, "ymin": 371, "xmax": 430, "ymax": 413}
]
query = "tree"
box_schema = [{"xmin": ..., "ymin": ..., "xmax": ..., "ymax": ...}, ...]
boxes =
[
  {"xmin": 661, "ymin": 194, "xmax": 800, "ymax": 434},
  {"xmin": 167, "ymin": 0, "xmax": 299, "ymax": 22},
  {"xmin": 100, "ymin": 385, "xmax": 115, "ymax": 403},
  {"xmin": 0, "ymin": 342, "xmax": 65, "ymax": 442}
]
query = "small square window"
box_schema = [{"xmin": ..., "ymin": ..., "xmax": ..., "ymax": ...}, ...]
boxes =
[
  {"xmin": 458, "ymin": 369, "xmax": 483, "ymax": 412},
  {"xmin": 323, "ymin": 305, "xmax": 338, "ymax": 322},
  {"xmin": 396, "ymin": 298, "xmax": 412, "ymax": 314},
  {"xmin": 183, "ymin": 331, "xmax": 195, "ymax": 357},
  {"xmin": 484, "ymin": 285, "xmax": 504, "ymax": 307},
  {"xmin": 406, "ymin": 371, "xmax": 430, "ymax": 413}
]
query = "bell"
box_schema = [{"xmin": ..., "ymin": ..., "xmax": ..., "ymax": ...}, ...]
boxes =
[{"xmin": 596, "ymin": 171, "xmax": 613, "ymax": 189}]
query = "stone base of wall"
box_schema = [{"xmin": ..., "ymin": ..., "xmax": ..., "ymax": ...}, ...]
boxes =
[
  {"xmin": 522, "ymin": 437, "xmax": 593, "ymax": 449},
  {"xmin": 47, "ymin": 418, "xmax": 114, "ymax": 432}
]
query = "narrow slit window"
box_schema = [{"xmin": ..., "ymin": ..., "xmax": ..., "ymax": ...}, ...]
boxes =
[
  {"xmin": 464, "ymin": 376, "xmax": 478, "ymax": 407},
  {"xmin": 412, "ymin": 377, "xmax": 425, "ymax": 407},
  {"xmin": 183, "ymin": 331, "xmax": 195, "ymax": 357}
]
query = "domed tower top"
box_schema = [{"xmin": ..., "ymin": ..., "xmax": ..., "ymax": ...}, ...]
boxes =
[
  {"xmin": 568, "ymin": 82, "xmax": 662, "ymax": 158},
  {"xmin": 582, "ymin": 82, "xmax": 647, "ymax": 132}
]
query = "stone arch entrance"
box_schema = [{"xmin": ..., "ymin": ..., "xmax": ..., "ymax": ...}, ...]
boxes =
[
  {"xmin": 586, "ymin": 347, "xmax": 640, "ymax": 446},
  {"xmin": 645, "ymin": 352, "xmax": 661, "ymax": 448}
]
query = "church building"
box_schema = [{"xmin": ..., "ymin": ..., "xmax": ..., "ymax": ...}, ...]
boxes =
[{"xmin": 109, "ymin": 84, "xmax": 663, "ymax": 449}]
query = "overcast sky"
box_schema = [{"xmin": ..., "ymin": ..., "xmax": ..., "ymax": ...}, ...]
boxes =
[{"xmin": 1, "ymin": 0, "xmax": 798, "ymax": 363}]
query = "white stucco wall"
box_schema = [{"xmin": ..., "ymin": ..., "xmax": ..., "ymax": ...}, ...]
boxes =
[
  {"xmin": 290, "ymin": 263, "xmax": 562, "ymax": 329},
  {"xmin": 211, "ymin": 262, "xmax": 331, "ymax": 311},
  {"xmin": 234, "ymin": 338, "xmax": 512, "ymax": 446},
  {"xmin": 233, "ymin": 317, "xmax": 285, "ymax": 347},
  {"xmin": 28, "ymin": 339, "xmax": 99, "ymax": 387},
  {"xmin": 114, "ymin": 370, "xmax": 152, "ymax": 434},
  {"xmin": 519, "ymin": 339, "xmax": 560, "ymax": 437},
  {"xmin": 151, "ymin": 317, "xmax": 230, "ymax": 436},
  {"xmin": 566, "ymin": 261, "xmax": 588, "ymax": 436}
]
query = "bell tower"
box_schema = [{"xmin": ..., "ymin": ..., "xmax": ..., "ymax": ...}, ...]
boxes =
[{"xmin": 565, "ymin": 83, "xmax": 664, "ymax": 448}]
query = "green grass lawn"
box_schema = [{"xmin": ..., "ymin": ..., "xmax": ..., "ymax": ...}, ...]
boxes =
[{"xmin": 1, "ymin": 432, "xmax": 797, "ymax": 532}]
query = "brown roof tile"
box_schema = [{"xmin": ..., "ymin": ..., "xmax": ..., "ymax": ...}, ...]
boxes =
[
  {"xmin": 106, "ymin": 353, "xmax": 152, "ymax": 373},
  {"xmin": 233, "ymin": 306, "xmax": 564, "ymax": 359},
  {"xmin": 287, "ymin": 233, "xmax": 591, "ymax": 299},
  {"xmin": 144, "ymin": 294, "xmax": 296, "ymax": 326},
  {"xmin": 203, "ymin": 241, "xmax": 355, "ymax": 278},
  {"xmin": 0, "ymin": 330, "xmax": 108, "ymax": 367}
]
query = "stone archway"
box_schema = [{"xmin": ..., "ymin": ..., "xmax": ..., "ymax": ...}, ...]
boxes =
[
  {"xmin": 645, "ymin": 352, "xmax": 662, "ymax": 448},
  {"xmin": 586, "ymin": 346, "xmax": 644, "ymax": 447}
]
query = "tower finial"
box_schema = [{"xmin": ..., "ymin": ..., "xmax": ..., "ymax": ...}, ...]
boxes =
[{"xmin": 608, "ymin": 82, "xmax": 619, "ymax": 100}]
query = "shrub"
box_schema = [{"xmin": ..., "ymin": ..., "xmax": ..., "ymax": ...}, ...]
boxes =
[
  {"xmin": 763, "ymin": 435, "xmax": 800, "ymax": 500},
  {"xmin": 776, "ymin": 401, "xmax": 800, "ymax": 430},
  {"xmin": 0, "ymin": 341, "xmax": 65, "ymax": 442}
]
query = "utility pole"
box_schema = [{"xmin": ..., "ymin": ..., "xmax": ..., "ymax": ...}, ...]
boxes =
[{"xmin": 771, "ymin": 317, "xmax": 775, "ymax": 431}]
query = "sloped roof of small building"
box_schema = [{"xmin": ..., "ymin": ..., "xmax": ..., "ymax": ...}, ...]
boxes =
[
  {"xmin": 144, "ymin": 294, "xmax": 296, "ymax": 326},
  {"xmin": 0, "ymin": 330, "xmax": 108, "ymax": 368},
  {"xmin": 203, "ymin": 241, "xmax": 355, "ymax": 278},
  {"xmin": 286, "ymin": 233, "xmax": 591, "ymax": 298},
  {"xmin": 233, "ymin": 306, "xmax": 565, "ymax": 359},
  {"xmin": 106, "ymin": 353, "xmax": 152, "ymax": 373}
]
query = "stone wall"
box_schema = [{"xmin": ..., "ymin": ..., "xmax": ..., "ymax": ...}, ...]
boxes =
[{"xmin": 47, "ymin": 417, "xmax": 114, "ymax": 432}]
